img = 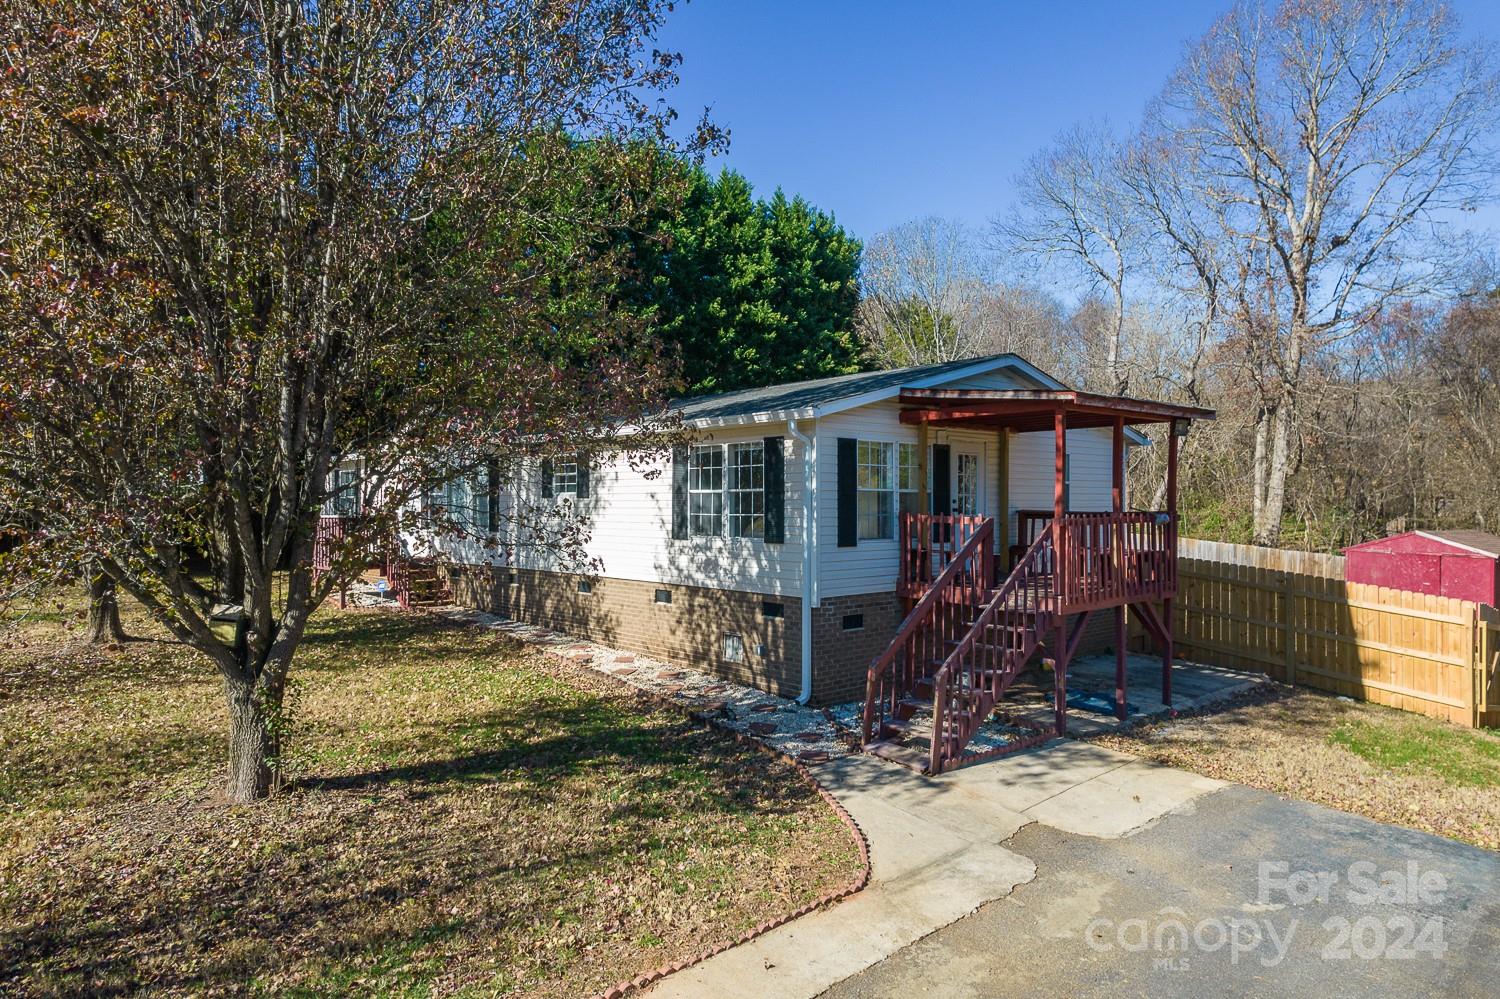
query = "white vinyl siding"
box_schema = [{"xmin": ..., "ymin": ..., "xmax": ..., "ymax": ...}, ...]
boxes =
[
  {"xmin": 1004, "ymin": 426, "xmax": 1116, "ymax": 545},
  {"xmin": 422, "ymin": 354, "xmax": 1125, "ymax": 605},
  {"xmin": 817, "ymin": 401, "xmax": 927, "ymax": 600},
  {"xmin": 440, "ymin": 428, "xmax": 804, "ymax": 597}
]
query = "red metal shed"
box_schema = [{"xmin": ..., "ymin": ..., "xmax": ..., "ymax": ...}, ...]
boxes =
[{"xmin": 1343, "ymin": 530, "xmax": 1500, "ymax": 607}]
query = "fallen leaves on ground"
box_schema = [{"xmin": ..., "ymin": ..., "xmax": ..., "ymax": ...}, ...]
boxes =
[
  {"xmin": 1089, "ymin": 685, "xmax": 1500, "ymax": 851},
  {"xmin": 0, "ymin": 596, "xmax": 862, "ymax": 997}
]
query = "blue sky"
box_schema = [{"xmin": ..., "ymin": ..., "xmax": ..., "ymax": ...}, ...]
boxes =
[{"xmin": 656, "ymin": 0, "xmax": 1500, "ymax": 244}]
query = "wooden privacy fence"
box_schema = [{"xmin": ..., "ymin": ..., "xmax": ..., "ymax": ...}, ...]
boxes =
[{"xmin": 1146, "ymin": 539, "xmax": 1500, "ymax": 729}]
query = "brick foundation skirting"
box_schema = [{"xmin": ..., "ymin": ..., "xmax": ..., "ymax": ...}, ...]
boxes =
[
  {"xmin": 448, "ymin": 565, "xmax": 803, "ymax": 699},
  {"xmin": 810, "ymin": 594, "xmax": 1125, "ymax": 707},
  {"xmin": 449, "ymin": 567, "xmax": 1126, "ymax": 710},
  {"xmin": 809, "ymin": 591, "xmax": 906, "ymax": 705}
]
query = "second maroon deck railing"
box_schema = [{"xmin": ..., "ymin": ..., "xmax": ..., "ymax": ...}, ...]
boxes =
[{"xmin": 909, "ymin": 509, "xmax": 1177, "ymax": 613}]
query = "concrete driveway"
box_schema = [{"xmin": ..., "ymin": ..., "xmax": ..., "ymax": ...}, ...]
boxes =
[{"xmin": 821, "ymin": 784, "xmax": 1500, "ymax": 999}]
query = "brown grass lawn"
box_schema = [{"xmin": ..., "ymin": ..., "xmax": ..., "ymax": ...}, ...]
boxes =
[
  {"xmin": 0, "ymin": 592, "xmax": 862, "ymax": 997},
  {"xmin": 1089, "ymin": 685, "xmax": 1500, "ymax": 851}
]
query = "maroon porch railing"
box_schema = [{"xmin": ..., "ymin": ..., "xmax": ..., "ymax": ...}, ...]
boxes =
[
  {"xmin": 897, "ymin": 512, "xmax": 992, "ymax": 601},
  {"xmin": 864, "ymin": 518, "xmax": 996, "ymax": 746},
  {"xmin": 1009, "ymin": 509, "xmax": 1176, "ymax": 613},
  {"xmin": 313, "ymin": 515, "xmax": 347, "ymax": 573},
  {"xmin": 314, "ymin": 514, "xmax": 423, "ymax": 610}
]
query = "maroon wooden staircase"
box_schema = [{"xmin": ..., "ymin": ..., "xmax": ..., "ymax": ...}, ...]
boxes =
[
  {"xmin": 862, "ymin": 518, "xmax": 1060, "ymax": 773},
  {"xmin": 862, "ymin": 508, "xmax": 1180, "ymax": 774},
  {"xmin": 313, "ymin": 515, "xmax": 451, "ymax": 611}
]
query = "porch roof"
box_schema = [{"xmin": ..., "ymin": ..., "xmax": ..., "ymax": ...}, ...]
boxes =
[{"xmin": 896, "ymin": 388, "xmax": 1216, "ymax": 434}]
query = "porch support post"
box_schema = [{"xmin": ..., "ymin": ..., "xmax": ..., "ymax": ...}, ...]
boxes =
[
  {"xmin": 1053, "ymin": 408, "xmax": 1067, "ymax": 736},
  {"xmin": 916, "ymin": 421, "xmax": 930, "ymax": 515},
  {"xmin": 1163, "ymin": 428, "xmax": 1179, "ymax": 706},
  {"xmin": 997, "ymin": 429, "xmax": 1010, "ymax": 564},
  {"xmin": 1113, "ymin": 416, "xmax": 1127, "ymax": 721}
]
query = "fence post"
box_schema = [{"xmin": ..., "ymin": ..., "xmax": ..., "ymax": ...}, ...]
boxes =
[
  {"xmin": 1477, "ymin": 605, "xmax": 1491, "ymax": 729},
  {"xmin": 1281, "ymin": 571, "xmax": 1296, "ymax": 686}
]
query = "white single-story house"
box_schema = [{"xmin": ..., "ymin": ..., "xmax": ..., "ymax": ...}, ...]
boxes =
[{"xmin": 322, "ymin": 352, "xmax": 1213, "ymax": 772}]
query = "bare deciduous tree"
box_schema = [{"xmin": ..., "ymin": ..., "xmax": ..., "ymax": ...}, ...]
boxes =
[
  {"xmin": 997, "ymin": 123, "xmax": 1138, "ymax": 395},
  {"xmin": 1155, "ymin": 0, "xmax": 1498, "ymax": 544},
  {"xmin": 858, "ymin": 217, "xmax": 993, "ymax": 366}
]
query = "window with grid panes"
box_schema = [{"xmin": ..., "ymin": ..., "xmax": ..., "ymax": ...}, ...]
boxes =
[
  {"xmin": 688, "ymin": 445, "xmax": 724, "ymax": 536},
  {"xmin": 727, "ymin": 442, "xmax": 765, "ymax": 538},
  {"xmin": 857, "ymin": 440, "xmax": 894, "ymax": 540}
]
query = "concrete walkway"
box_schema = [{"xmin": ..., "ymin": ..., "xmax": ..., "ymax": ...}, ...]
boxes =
[{"xmin": 437, "ymin": 609, "xmax": 1230, "ymax": 998}]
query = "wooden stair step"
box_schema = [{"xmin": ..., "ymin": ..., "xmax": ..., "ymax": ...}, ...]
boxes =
[{"xmin": 865, "ymin": 739, "xmax": 931, "ymax": 771}]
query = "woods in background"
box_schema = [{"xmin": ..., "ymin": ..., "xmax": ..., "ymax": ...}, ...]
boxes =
[{"xmin": 861, "ymin": 0, "xmax": 1500, "ymax": 551}]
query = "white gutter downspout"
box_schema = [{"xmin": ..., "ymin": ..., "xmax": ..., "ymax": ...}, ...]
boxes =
[{"xmin": 787, "ymin": 418, "xmax": 817, "ymax": 704}]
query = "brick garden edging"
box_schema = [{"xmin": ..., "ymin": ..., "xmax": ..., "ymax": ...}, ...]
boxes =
[{"xmin": 525, "ymin": 642, "xmax": 873, "ymax": 999}]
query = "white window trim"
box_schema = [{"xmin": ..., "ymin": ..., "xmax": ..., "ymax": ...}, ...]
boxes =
[
  {"xmin": 727, "ymin": 441, "xmax": 766, "ymax": 539},
  {"xmin": 687, "ymin": 441, "xmax": 769, "ymax": 541},
  {"xmin": 688, "ymin": 443, "xmax": 725, "ymax": 538},
  {"xmin": 551, "ymin": 459, "xmax": 579, "ymax": 499},
  {"xmin": 856, "ymin": 440, "xmax": 895, "ymax": 541}
]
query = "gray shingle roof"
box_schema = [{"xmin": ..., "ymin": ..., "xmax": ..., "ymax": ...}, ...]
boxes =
[
  {"xmin": 1418, "ymin": 530, "xmax": 1500, "ymax": 558},
  {"xmin": 670, "ymin": 353, "xmax": 1043, "ymax": 422}
]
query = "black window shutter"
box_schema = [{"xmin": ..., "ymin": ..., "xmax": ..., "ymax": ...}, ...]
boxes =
[
  {"xmin": 670, "ymin": 445, "xmax": 689, "ymax": 540},
  {"xmin": 540, "ymin": 458, "xmax": 554, "ymax": 498},
  {"xmin": 486, "ymin": 459, "xmax": 500, "ymax": 534},
  {"xmin": 837, "ymin": 437, "xmax": 857, "ymax": 548},
  {"xmin": 931, "ymin": 444, "xmax": 952, "ymax": 514},
  {"xmin": 763, "ymin": 436, "xmax": 785, "ymax": 544},
  {"xmin": 575, "ymin": 453, "xmax": 590, "ymax": 499}
]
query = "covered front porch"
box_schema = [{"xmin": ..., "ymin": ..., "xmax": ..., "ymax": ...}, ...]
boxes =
[{"xmin": 861, "ymin": 387, "xmax": 1216, "ymax": 774}]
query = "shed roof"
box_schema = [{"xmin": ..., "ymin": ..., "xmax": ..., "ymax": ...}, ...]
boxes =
[
  {"xmin": 1415, "ymin": 530, "xmax": 1500, "ymax": 558},
  {"xmin": 1345, "ymin": 530, "xmax": 1500, "ymax": 558},
  {"xmin": 896, "ymin": 388, "xmax": 1216, "ymax": 433}
]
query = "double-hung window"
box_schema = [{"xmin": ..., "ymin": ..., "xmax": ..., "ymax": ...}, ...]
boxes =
[
  {"xmin": 551, "ymin": 460, "xmax": 578, "ymax": 498},
  {"xmin": 856, "ymin": 441, "xmax": 894, "ymax": 540},
  {"xmin": 897, "ymin": 443, "xmax": 919, "ymax": 517},
  {"xmin": 857, "ymin": 440, "xmax": 922, "ymax": 540},
  {"xmin": 727, "ymin": 442, "xmax": 765, "ymax": 538},
  {"xmin": 688, "ymin": 445, "xmax": 725, "ymax": 537},
  {"xmin": 688, "ymin": 441, "xmax": 768, "ymax": 539},
  {"xmin": 424, "ymin": 469, "xmax": 491, "ymax": 533},
  {"xmin": 327, "ymin": 468, "xmax": 359, "ymax": 516}
]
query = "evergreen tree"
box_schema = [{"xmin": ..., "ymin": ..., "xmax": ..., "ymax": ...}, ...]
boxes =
[{"xmin": 632, "ymin": 168, "xmax": 866, "ymax": 395}]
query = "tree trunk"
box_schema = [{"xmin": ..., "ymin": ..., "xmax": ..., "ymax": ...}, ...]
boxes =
[
  {"xmin": 85, "ymin": 565, "xmax": 127, "ymax": 644},
  {"xmin": 1253, "ymin": 404, "xmax": 1293, "ymax": 546},
  {"xmin": 225, "ymin": 676, "xmax": 277, "ymax": 803},
  {"xmin": 212, "ymin": 516, "xmax": 245, "ymax": 603}
]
